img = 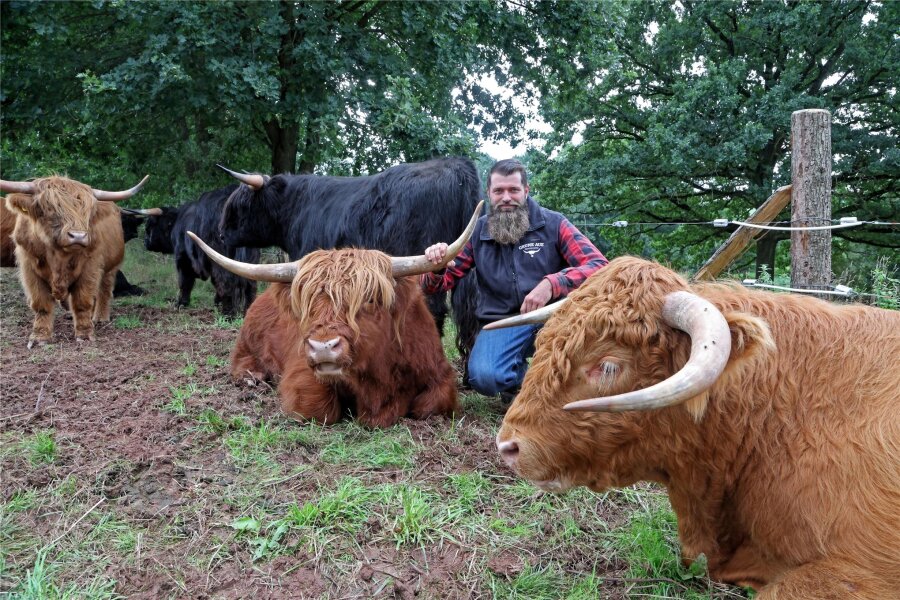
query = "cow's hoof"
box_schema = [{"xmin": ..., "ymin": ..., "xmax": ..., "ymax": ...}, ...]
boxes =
[
  {"xmin": 27, "ymin": 338, "xmax": 50, "ymax": 349},
  {"xmin": 75, "ymin": 335, "xmax": 95, "ymax": 344}
]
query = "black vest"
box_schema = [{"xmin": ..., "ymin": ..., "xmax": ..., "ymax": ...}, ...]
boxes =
[{"xmin": 473, "ymin": 197, "xmax": 567, "ymax": 322}]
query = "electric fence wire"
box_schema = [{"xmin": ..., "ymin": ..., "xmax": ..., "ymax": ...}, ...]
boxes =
[{"xmin": 574, "ymin": 218, "xmax": 900, "ymax": 229}]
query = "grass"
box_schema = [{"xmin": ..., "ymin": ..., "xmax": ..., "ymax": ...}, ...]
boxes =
[
  {"xmin": 25, "ymin": 430, "xmax": 57, "ymax": 465},
  {"xmin": 389, "ymin": 484, "xmax": 443, "ymax": 548},
  {"xmin": 112, "ymin": 314, "xmax": 142, "ymax": 329},
  {"xmin": 320, "ymin": 424, "xmax": 417, "ymax": 469}
]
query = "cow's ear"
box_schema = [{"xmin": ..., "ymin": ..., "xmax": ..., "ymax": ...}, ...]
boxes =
[
  {"xmin": 685, "ymin": 311, "xmax": 774, "ymax": 421},
  {"xmin": 713, "ymin": 310, "xmax": 775, "ymax": 389},
  {"xmin": 6, "ymin": 194, "xmax": 40, "ymax": 218}
]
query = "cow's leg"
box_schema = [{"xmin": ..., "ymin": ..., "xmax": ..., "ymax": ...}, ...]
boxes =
[
  {"xmin": 355, "ymin": 390, "xmax": 406, "ymax": 429},
  {"xmin": 706, "ymin": 541, "xmax": 779, "ymax": 591},
  {"xmin": 756, "ymin": 558, "xmax": 891, "ymax": 600},
  {"xmin": 211, "ymin": 273, "xmax": 236, "ymax": 317},
  {"xmin": 409, "ymin": 374, "xmax": 458, "ymax": 420},
  {"xmin": 230, "ymin": 336, "xmax": 268, "ymax": 384},
  {"xmin": 20, "ymin": 270, "xmax": 55, "ymax": 348},
  {"xmin": 176, "ymin": 261, "xmax": 196, "ymax": 308},
  {"xmin": 279, "ymin": 362, "xmax": 342, "ymax": 425},
  {"xmin": 92, "ymin": 268, "xmax": 117, "ymax": 322},
  {"xmin": 113, "ymin": 271, "xmax": 145, "ymax": 297},
  {"xmin": 69, "ymin": 281, "xmax": 97, "ymax": 343}
]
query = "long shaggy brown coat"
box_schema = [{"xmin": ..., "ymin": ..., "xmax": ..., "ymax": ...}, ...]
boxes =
[{"xmin": 499, "ymin": 256, "xmax": 900, "ymax": 599}]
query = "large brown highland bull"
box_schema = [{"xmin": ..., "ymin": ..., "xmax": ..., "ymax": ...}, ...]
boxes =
[
  {"xmin": 186, "ymin": 202, "xmax": 482, "ymax": 428},
  {"xmin": 1, "ymin": 175, "xmax": 147, "ymax": 347},
  {"xmin": 493, "ymin": 256, "xmax": 900, "ymax": 598}
]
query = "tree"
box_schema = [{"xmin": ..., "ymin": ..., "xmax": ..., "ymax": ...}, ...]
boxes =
[
  {"xmin": 1, "ymin": 0, "xmax": 527, "ymax": 198},
  {"xmin": 517, "ymin": 0, "xmax": 899, "ymax": 279}
]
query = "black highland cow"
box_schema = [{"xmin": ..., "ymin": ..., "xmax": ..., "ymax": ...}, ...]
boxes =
[
  {"xmin": 113, "ymin": 211, "xmax": 147, "ymax": 297},
  {"xmin": 145, "ymin": 184, "xmax": 258, "ymax": 316}
]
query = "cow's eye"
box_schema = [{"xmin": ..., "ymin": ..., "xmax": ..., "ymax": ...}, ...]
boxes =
[{"xmin": 585, "ymin": 360, "xmax": 620, "ymax": 391}]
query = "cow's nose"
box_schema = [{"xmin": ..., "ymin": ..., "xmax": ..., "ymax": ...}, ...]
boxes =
[
  {"xmin": 497, "ymin": 438, "xmax": 520, "ymax": 469},
  {"xmin": 68, "ymin": 230, "xmax": 89, "ymax": 245},
  {"xmin": 307, "ymin": 337, "xmax": 343, "ymax": 362}
]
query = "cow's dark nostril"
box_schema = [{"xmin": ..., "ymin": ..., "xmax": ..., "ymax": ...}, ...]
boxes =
[{"xmin": 497, "ymin": 439, "xmax": 520, "ymax": 468}]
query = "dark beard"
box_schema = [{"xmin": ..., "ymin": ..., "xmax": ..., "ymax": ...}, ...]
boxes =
[{"xmin": 488, "ymin": 204, "xmax": 530, "ymax": 245}]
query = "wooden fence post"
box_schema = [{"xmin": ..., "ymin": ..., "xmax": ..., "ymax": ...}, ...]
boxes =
[{"xmin": 790, "ymin": 109, "xmax": 832, "ymax": 291}]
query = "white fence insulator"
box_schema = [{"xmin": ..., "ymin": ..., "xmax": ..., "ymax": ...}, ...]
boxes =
[
  {"xmin": 713, "ymin": 218, "xmax": 729, "ymax": 227},
  {"xmin": 612, "ymin": 220, "xmax": 629, "ymax": 227}
]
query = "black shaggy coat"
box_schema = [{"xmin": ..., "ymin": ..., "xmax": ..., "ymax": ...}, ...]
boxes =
[{"xmin": 145, "ymin": 184, "xmax": 259, "ymax": 316}]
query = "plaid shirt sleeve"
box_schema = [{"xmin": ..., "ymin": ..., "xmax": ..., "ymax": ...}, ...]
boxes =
[
  {"xmin": 544, "ymin": 218, "xmax": 608, "ymax": 298},
  {"xmin": 419, "ymin": 240, "xmax": 476, "ymax": 294}
]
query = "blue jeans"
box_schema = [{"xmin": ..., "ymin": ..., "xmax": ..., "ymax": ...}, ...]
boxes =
[{"xmin": 467, "ymin": 324, "xmax": 540, "ymax": 396}]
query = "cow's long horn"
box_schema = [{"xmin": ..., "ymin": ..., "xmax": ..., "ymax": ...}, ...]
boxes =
[
  {"xmin": 186, "ymin": 231, "xmax": 296, "ymax": 282},
  {"xmin": 391, "ymin": 200, "xmax": 484, "ymax": 278},
  {"xmin": 91, "ymin": 175, "xmax": 150, "ymax": 202},
  {"xmin": 120, "ymin": 207, "xmax": 163, "ymax": 216},
  {"xmin": 482, "ymin": 298, "xmax": 568, "ymax": 330},
  {"xmin": 564, "ymin": 291, "xmax": 731, "ymax": 412},
  {"xmin": 216, "ymin": 164, "xmax": 266, "ymax": 190},
  {"xmin": 0, "ymin": 180, "xmax": 36, "ymax": 194}
]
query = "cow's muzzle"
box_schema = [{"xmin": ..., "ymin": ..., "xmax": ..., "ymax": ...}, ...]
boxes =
[
  {"xmin": 64, "ymin": 230, "xmax": 90, "ymax": 247},
  {"xmin": 307, "ymin": 337, "xmax": 346, "ymax": 375}
]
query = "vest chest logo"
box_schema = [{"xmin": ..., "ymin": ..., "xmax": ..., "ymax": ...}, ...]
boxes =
[{"xmin": 518, "ymin": 241, "xmax": 544, "ymax": 257}]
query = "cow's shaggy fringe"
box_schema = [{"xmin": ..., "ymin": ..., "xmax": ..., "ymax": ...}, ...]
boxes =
[
  {"xmin": 291, "ymin": 249, "xmax": 397, "ymax": 341},
  {"xmin": 233, "ymin": 247, "xmax": 458, "ymax": 428}
]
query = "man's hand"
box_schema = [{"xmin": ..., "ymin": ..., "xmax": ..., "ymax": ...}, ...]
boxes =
[
  {"xmin": 521, "ymin": 279, "xmax": 552, "ymax": 313},
  {"xmin": 425, "ymin": 242, "xmax": 451, "ymax": 266}
]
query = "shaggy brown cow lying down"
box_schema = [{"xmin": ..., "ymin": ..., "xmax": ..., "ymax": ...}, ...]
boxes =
[
  {"xmin": 229, "ymin": 277, "xmax": 457, "ymax": 428},
  {"xmin": 190, "ymin": 202, "xmax": 482, "ymax": 428}
]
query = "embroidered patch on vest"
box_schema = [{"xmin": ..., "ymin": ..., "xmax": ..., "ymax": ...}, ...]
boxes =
[{"xmin": 518, "ymin": 241, "xmax": 544, "ymax": 257}]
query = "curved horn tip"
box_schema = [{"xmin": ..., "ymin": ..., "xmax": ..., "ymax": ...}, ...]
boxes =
[
  {"xmin": 389, "ymin": 199, "xmax": 484, "ymax": 278},
  {"xmin": 216, "ymin": 164, "xmax": 265, "ymax": 189},
  {"xmin": 483, "ymin": 297, "xmax": 568, "ymax": 330}
]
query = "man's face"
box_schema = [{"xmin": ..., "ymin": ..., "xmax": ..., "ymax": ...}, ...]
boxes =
[{"xmin": 489, "ymin": 172, "xmax": 529, "ymax": 212}]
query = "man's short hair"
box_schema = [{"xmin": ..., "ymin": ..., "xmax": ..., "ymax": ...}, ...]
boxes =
[{"xmin": 488, "ymin": 159, "xmax": 528, "ymax": 189}]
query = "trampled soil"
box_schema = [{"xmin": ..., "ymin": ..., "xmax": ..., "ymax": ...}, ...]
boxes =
[{"xmin": 0, "ymin": 260, "xmax": 741, "ymax": 599}]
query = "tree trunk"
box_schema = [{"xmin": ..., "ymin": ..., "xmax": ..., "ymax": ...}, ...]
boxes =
[
  {"xmin": 297, "ymin": 120, "xmax": 320, "ymax": 174},
  {"xmin": 755, "ymin": 231, "xmax": 778, "ymax": 279},
  {"xmin": 265, "ymin": 119, "xmax": 299, "ymax": 174},
  {"xmin": 790, "ymin": 109, "xmax": 832, "ymax": 292},
  {"xmin": 264, "ymin": 1, "xmax": 299, "ymax": 175}
]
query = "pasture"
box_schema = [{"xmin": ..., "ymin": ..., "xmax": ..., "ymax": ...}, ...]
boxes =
[{"xmin": 0, "ymin": 237, "xmax": 748, "ymax": 599}]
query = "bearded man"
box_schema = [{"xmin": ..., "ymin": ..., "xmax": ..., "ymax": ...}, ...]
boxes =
[{"xmin": 422, "ymin": 159, "xmax": 608, "ymax": 402}]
